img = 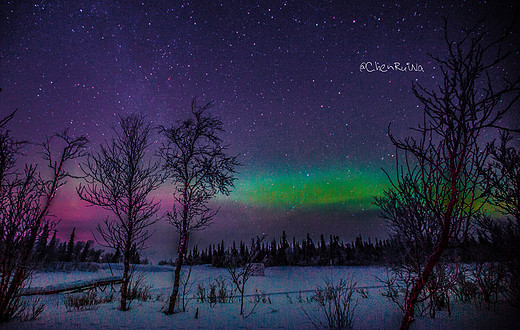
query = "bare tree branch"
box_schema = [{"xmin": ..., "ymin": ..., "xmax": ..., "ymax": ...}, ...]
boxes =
[
  {"xmin": 0, "ymin": 107, "xmax": 86, "ymax": 321},
  {"xmin": 160, "ymin": 98, "xmax": 239, "ymax": 315},
  {"xmin": 376, "ymin": 17, "xmax": 520, "ymax": 329},
  {"xmin": 77, "ymin": 114, "xmax": 163, "ymax": 311}
]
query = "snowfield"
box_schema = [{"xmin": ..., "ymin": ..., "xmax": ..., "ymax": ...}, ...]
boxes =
[{"xmin": 2, "ymin": 265, "xmax": 518, "ymax": 329}]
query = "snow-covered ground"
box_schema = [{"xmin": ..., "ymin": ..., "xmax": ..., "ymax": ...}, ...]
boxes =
[{"xmin": 3, "ymin": 265, "xmax": 518, "ymax": 329}]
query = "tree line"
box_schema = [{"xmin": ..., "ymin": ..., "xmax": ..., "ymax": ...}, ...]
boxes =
[
  {"xmin": 159, "ymin": 229, "xmax": 519, "ymax": 269},
  {"xmin": 162, "ymin": 232, "xmax": 392, "ymax": 267},
  {"xmin": 32, "ymin": 227, "xmax": 148, "ymax": 267}
]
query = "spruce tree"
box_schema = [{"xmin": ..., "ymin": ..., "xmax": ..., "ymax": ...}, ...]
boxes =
[{"xmin": 65, "ymin": 228, "xmax": 76, "ymax": 262}]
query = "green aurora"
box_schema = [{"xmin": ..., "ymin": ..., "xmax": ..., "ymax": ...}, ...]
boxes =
[
  {"xmin": 227, "ymin": 167, "xmax": 390, "ymax": 211},
  {"xmin": 226, "ymin": 166, "xmax": 501, "ymax": 215}
]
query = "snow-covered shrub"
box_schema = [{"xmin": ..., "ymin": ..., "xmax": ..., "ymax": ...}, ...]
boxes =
[
  {"xmin": 127, "ymin": 274, "xmax": 152, "ymax": 303},
  {"xmin": 453, "ymin": 269, "xmax": 478, "ymax": 303},
  {"xmin": 297, "ymin": 291, "xmax": 304, "ymax": 303},
  {"xmin": 208, "ymin": 283, "xmax": 217, "ymax": 305},
  {"xmin": 378, "ymin": 267, "xmax": 428, "ymax": 316},
  {"xmin": 103, "ymin": 293, "xmax": 115, "ymax": 303},
  {"xmin": 378, "ymin": 263, "xmax": 455, "ymax": 319},
  {"xmin": 64, "ymin": 292, "xmax": 102, "ymax": 311},
  {"xmin": 424, "ymin": 264, "xmax": 453, "ymax": 318},
  {"xmin": 17, "ymin": 297, "xmax": 45, "ymax": 322},
  {"xmin": 453, "ymin": 262, "xmax": 509, "ymax": 310},
  {"xmin": 304, "ymin": 277, "xmax": 358, "ymax": 329},
  {"xmin": 196, "ymin": 284, "xmax": 206, "ymax": 303},
  {"xmin": 216, "ymin": 276, "xmax": 235, "ymax": 303},
  {"xmin": 251, "ymin": 290, "xmax": 270, "ymax": 305},
  {"xmin": 242, "ymin": 290, "xmax": 271, "ymax": 319},
  {"xmin": 472, "ymin": 262, "xmax": 507, "ymax": 310},
  {"xmin": 199, "ymin": 276, "xmax": 235, "ymax": 306}
]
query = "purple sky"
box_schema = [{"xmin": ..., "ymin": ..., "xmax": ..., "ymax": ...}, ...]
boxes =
[{"xmin": 1, "ymin": 0, "xmax": 519, "ymax": 260}]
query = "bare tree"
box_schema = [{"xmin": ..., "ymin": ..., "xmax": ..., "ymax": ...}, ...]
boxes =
[
  {"xmin": 226, "ymin": 235, "xmax": 265, "ymax": 317},
  {"xmin": 159, "ymin": 99, "xmax": 238, "ymax": 315},
  {"xmin": 375, "ymin": 171, "xmax": 457, "ymax": 319},
  {"xmin": 77, "ymin": 114, "xmax": 163, "ymax": 311},
  {"xmin": 485, "ymin": 132, "xmax": 520, "ymax": 222},
  {"xmin": 0, "ymin": 109, "xmax": 87, "ymax": 321},
  {"xmin": 376, "ymin": 18, "xmax": 520, "ymax": 329},
  {"xmin": 0, "ymin": 110, "xmax": 24, "ymax": 184},
  {"xmin": 479, "ymin": 132, "xmax": 520, "ymax": 309}
]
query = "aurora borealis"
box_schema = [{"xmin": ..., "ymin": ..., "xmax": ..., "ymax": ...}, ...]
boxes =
[
  {"xmin": 1, "ymin": 0, "xmax": 519, "ymax": 258},
  {"xmin": 229, "ymin": 166, "xmax": 389, "ymax": 210}
]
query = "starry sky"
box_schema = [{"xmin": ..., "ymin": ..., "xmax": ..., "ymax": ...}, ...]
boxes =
[{"xmin": 1, "ymin": 1, "xmax": 519, "ymax": 258}]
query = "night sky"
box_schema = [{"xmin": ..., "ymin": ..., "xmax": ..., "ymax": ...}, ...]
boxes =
[{"xmin": 1, "ymin": 1, "xmax": 519, "ymax": 259}]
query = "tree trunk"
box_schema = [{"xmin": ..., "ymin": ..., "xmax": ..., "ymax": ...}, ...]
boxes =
[
  {"xmin": 119, "ymin": 229, "xmax": 134, "ymax": 312},
  {"xmin": 166, "ymin": 232, "xmax": 188, "ymax": 314},
  {"xmin": 400, "ymin": 165, "xmax": 458, "ymax": 330},
  {"xmin": 240, "ymin": 290, "xmax": 244, "ymax": 315},
  {"xmin": 400, "ymin": 240, "xmax": 447, "ymax": 329},
  {"xmin": 120, "ymin": 258, "xmax": 130, "ymax": 311}
]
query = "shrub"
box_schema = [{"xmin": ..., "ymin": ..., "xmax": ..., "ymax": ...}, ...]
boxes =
[
  {"xmin": 216, "ymin": 277, "xmax": 234, "ymax": 303},
  {"xmin": 196, "ymin": 284, "xmax": 206, "ymax": 303},
  {"xmin": 304, "ymin": 277, "xmax": 358, "ymax": 329},
  {"xmin": 18, "ymin": 297, "xmax": 45, "ymax": 322},
  {"xmin": 243, "ymin": 290, "xmax": 270, "ymax": 318},
  {"xmin": 64, "ymin": 291, "xmax": 114, "ymax": 312},
  {"xmin": 127, "ymin": 274, "xmax": 152, "ymax": 302},
  {"xmin": 453, "ymin": 263, "xmax": 508, "ymax": 310},
  {"xmin": 64, "ymin": 292, "xmax": 101, "ymax": 311},
  {"xmin": 378, "ymin": 264, "xmax": 454, "ymax": 318},
  {"xmin": 453, "ymin": 269, "xmax": 478, "ymax": 303},
  {"xmin": 197, "ymin": 276, "xmax": 235, "ymax": 306}
]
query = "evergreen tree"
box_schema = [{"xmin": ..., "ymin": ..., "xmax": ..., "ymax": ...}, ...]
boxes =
[
  {"xmin": 112, "ymin": 247, "xmax": 121, "ymax": 263},
  {"xmin": 35, "ymin": 223, "xmax": 50, "ymax": 261},
  {"xmin": 57, "ymin": 242, "xmax": 67, "ymax": 261},
  {"xmin": 319, "ymin": 234, "xmax": 327, "ymax": 265},
  {"xmin": 278, "ymin": 231, "xmax": 289, "ymax": 265},
  {"xmin": 130, "ymin": 244, "xmax": 141, "ymax": 264},
  {"xmin": 46, "ymin": 230, "xmax": 57, "ymax": 263},
  {"xmin": 65, "ymin": 228, "xmax": 76, "ymax": 262},
  {"xmin": 80, "ymin": 240, "xmax": 92, "ymax": 262}
]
